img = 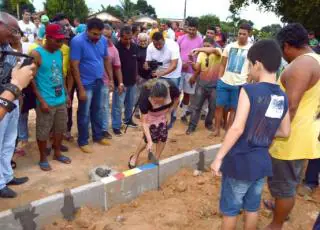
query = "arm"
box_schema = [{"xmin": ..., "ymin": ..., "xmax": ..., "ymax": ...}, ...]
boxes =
[
  {"xmin": 155, "ymin": 59, "xmax": 178, "ymax": 78},
  {"xmin": 141, "ymin": 114, "xmax": 153, "ymax": 150},
  {"xmin": 211, "ymin": 88, "xmax": 250, "ymax": 175},
  {"xmin": 192, "ymin": 47, "xmax": 222, "ymax": 56},
  {"xmin": 281, "ymin": 57, "xmax": 314, "ymax": 121},
  {"xmin": 275, "ymin": 110, "xmax": 291, "ymax": 137},
  {"xmin": 189, "ymin": 63, "xmax": 201, "ymax": 86},
  {"xmin": 218, "ymin": 57, "xmax": 227, "ymax": 77}
]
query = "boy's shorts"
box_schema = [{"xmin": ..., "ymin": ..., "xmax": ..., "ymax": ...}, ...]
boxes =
[
  {"xmin": 181, "ymin": 72, "xmax": 196, "ymax": 95},
  {"xmin": 220, "ymin": 176, "xmax": 265, "ymax": 216},
  {"xmin": 267, "ymin": 157, "xmax": 305, "ymax": 198},
  {"xmin": 36, "ymin": 104, "xmax": 67, "ymax": 141},
  {"xmin": 216, "ymin": 79, "xmax": 240, "ymax": 109}
]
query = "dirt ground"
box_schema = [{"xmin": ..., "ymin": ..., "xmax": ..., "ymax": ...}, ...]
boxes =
[
  {"xmin": 1, "ymin": 105, "xmax": 222, "ymax": 212},
  {"xmin": 44, "ymin": 169, "xmax": 320, "ymax": 230}
]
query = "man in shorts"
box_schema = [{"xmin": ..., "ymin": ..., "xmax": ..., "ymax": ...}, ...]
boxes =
[
  {"xmin": 212, "ymin": 24, "xmax": 252, "ymax": 137},
  {"xmin": 177, "ymin": 18, "xmax": 203, "ymax": 123},
  {"xmin": 31, "ymin": 24, "xmax": 71, "ymax": 171},
  {"xmin": 265, "ymin": 23, "xmax": 320, "ymax": 230}
]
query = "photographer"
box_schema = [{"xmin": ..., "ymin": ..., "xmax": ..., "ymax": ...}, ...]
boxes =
[
  {"xmin": 128, "ymin": 79, "xmax": 180, "ymax": 168},
  {"xmin": 0, "ymin": 12, "xmax": 33, "ymax": 198}
]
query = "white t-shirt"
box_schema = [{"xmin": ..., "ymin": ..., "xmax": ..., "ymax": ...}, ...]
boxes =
[
  {"xmin": 18, "ymin": 20, "xmax": 36, "ymax": 43},
  {"xmin": 146, "ymin": 39, "xmax": 182, "ymax": 79},
  {"xmin": 167, "ymin": 28, "xmax": 175, "ymax": 40},
  {"xmin": 221, "ymin": 41, "xmax": 252, "ymax": 86}
]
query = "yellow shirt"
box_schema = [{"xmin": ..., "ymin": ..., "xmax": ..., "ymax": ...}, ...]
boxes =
[
  {"xmin": 28, "ymin": 40, "xmax": 70, "ymax": 77},
  {"xmin": 197, "ymin": 51, "xmax": 221, "ymax": 82},
  {"xmin": 270, "ymin": 53, "xmax": 320, "ymax": 160},
  {"xmin": 149, "ymin": 28, "xmax": 159, "ymax": 40}
]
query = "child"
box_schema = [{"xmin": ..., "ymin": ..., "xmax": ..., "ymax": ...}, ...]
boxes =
[
  {"xmin": 186, "ymin": 37, "xmax": 222, "ymax": 134},
  {"xmin": 210, "ymin": 40, "xmax": 291, "ymax": 230}
]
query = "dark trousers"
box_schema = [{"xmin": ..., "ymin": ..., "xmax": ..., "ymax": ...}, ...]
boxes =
[
  {"xmin": 67, "ymin": 84, "xmax": 77, "ymax": 132},
  {"xmin": 305, "ymin": 158, "xmax": 320, "ymax": 188},
  {"xmin": 189, "ymin": 84, "xmax": 216, "ymax": 129}
]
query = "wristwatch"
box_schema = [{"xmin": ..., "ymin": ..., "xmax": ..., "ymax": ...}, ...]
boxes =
[
  {"xmin": 0, "ymin": 97, "xmax": 17, "ymax": 112},
  {"xmin": 3, "ymin": 83, "xmax": 21, "ymax": 99}
]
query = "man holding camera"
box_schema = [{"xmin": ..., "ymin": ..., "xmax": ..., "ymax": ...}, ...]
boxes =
[{"xmin": 0, "ymin": 12, "xmax": 32, "ymax": 198}]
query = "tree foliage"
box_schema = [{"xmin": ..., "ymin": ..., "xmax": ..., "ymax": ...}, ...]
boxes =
[
  {"xmin": 135, "ymin": 0, "xmax": 157, "ymax": 18},
  {"xmin": 44, "ymin": 0, "xmax": 89, "ymax": 22},
  {"xmin": 0, "ymin": 0, "xmax": 35, "ymax": 18},
  {"xmin": 198, "ymin": 14, "xmax": 220, "ymax": 35},
  {"xmin": 101, "ymin": 5, "xmax": 123, "ymax": 20},
  {"xmin": 230, "ymin": 0, "xmax": 320, "ymax": 33},
  {"xmin": 259, "ymin": 23, "xmax": 282, "ymax": 38}
]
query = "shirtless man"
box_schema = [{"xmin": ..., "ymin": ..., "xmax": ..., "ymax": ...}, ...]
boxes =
[{"xmin": 265, "ymin": 23, "xmax": 320, "ymax": 230}]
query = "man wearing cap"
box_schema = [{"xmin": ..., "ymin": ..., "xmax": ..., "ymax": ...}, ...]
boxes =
[
  {"xmin": 37, "ymin": 15, "xmax": 49, "ymax": 43},
  {"xmin": 30, "ymin": 24, "xmax": 72, "ymax": 171}
]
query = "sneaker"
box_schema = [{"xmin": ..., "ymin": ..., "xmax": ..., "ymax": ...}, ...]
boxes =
[
  {"xmin": 103, "ymin": 131, "xmax": 113, "ymax": 139},
  {"xmin": 0, "ymin": 186, "xmax": 17, "ymax": 198},
  {"xmin": 97, "ymin": 138, "xmax": 111, "ymax": 146},
  {"xmin": 79, "ymin": 145, "xmax": 93, "ymax": 154},
  {"xmin": 124, "ymin": 120, "xmax": 138, "ymax": 128},
  {"xmin": 113, "ymin": 128, "xmax": 123, "ymax": 136},
  {"xmin": 186, "ymin": 127, "xmax": 195, "ymax": 135},
  {"xmin": 181, "ymin": 115, "xmax": 188, "ymax": 125}
]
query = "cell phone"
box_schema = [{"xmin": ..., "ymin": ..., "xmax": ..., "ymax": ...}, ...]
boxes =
[{"xmin": 20, "ymin": 57, "xmax": 34, "ymax": 68}]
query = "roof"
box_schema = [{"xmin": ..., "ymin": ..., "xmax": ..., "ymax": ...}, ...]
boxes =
[
  {"xmin": 88, "ymin": 12, "xmax": 122, "ymax": 23},
  {"xmin": 134, "ymin": 16, "xmax": 157, "ymax": 24}
]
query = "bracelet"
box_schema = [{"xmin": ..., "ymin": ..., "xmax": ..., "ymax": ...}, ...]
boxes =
[{"xmin": 0, "ymin": 97, "xmax": 17, "ymax": 112}]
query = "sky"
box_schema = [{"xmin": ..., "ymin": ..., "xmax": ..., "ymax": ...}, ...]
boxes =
[{"xmin": 32, "ymin": 0, "xmax": 282, "ymax": 29}]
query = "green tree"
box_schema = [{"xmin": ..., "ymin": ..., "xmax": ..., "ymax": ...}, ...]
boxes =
[
  {"xmin": 44, "ymin": 0, "xmax": 89, "ymax": 22},
  {"xmin": 135, "ymin": 0, "xmax": 157, "ymax": 18},
  {"xmin": 117, "ymin": 0, "xmax": 137, "ymax": 20},
  {"xmin": 198, "ymin": 14, "xmax": 220, "ymax": 35},
  {"xmin": 260, "ymin": 24, "xmax": 282, "ymax": 38},
  {"xmin": 230, "ymin": 0, "xmax": 320, "ymax": 34},
  {"xmin": 100, "ymin": 4, "xmax": 123, "ymax": 20},
  {"xmin": 1, "ymin": 0, "xmax": 35, "ymax": 18}
]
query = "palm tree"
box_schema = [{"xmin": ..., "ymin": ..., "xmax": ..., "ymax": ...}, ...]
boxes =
[{"xmin": 117, "ymin": 0, "xmax": 137, "ymax": 20}]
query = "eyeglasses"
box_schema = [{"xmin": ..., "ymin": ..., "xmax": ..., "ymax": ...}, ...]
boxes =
[{"xmin": 3, "ymin": 24, "xmax": 20, "ymax": 36}]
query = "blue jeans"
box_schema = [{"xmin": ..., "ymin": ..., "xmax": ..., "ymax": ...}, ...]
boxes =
[
  {"xmin": 124, "ymin": 85, "xmax": 137, "ymax": 123},
  {"xmin": 0, "ymin": 100, "xmax": 19, "ymax": 189},
  {"xmin": 112, "ymin": 88, "xmax": 126, "ymax": 130},
  {"xmin": 18, "ymin": 111, "xmax": 29, "ymax": 141},
  {"xmin": 77, "ymin": 79, "xmax": 104, "ymax": 146},
  {"xmin": 220, "ymin": 176, "xmax": 265, "ymax": 216},
  {"xmin": 101, "ymin": 85, "xmax": 110, "ymax": 132}
]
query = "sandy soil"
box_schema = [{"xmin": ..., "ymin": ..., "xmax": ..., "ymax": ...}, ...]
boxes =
[
  {"xmin": 1, "ymin": 105, "xmax": 222, "ymax": 212},
  {"xmin": 44, "ymin": 169, "xmax": 320, "ymax": 230}
]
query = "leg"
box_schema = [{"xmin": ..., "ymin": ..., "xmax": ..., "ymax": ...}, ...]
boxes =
[
  {"xmin": 77, "ymin": 85, "xmax": 93, "ymax": 146},
  {"xmin": 130, "ymin": 137, "xmax": 147, "ymax": 167},
  {"xmin": 112, "ymin": 88, "xmax": 126, "ymax": 130},
  {"xmin": 212, "ymin": 107, "xmax": 223, "ymax": 137},
  {"xmin": 124, "ymin": 85, "xmax": 137, "ymax": 123},
  {"xmin": 221, "ymin": 216, "xmax": 237, "ymax": 230},
  {"xmin": 17, "ymin": 111, "xmax": 29, "ymax": 143},
  {"xmin": 101, "ymin": 85, "xmax": 110, "ymax": 132},
  {"xmin": 223, "ymin": 108, "xmax": 229, "ymax": 130},
  {"xmin": 227, "ymin": 108, "xmax": 236, "ymax": 130},
  {"xmin": 244, "ymin": 211, "xmax": 259, "ymax": 230},
  {"xmin": 205, "ymin": 87, "xmax": 216, "ymax": 128},
  {"xmin": 188, "ymin": 85, "xmax": 206, "ymax": 131},
  {"xmin": 91, "ymin": 80, "xmax": 104, "ymax": 141},
  {"xmin": 67, "ymin": 85, "xmax": 75, "ymax": 133},
  {"xmin": 155, "ymin": 141, "xmax": 166, "ymax": 159}
]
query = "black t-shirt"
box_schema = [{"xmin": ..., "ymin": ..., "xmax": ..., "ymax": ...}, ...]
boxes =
[
  {"xmin": 137, "ymin": 46, "xmax": 151, "ymax": 80},
  {"xmin": 115, "ymin": 42, "xmax": 138, "ymax": 87},
  {"xmin": 139, "ymin": 80, "xmax": 180, "ymax": 114}
]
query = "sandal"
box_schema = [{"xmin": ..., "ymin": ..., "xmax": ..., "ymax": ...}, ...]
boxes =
[
  {"xmin": 128, "ymin": 155, "xmax": 137, "ymax": 169},
  {"xmin": 53, "ymin": 155, "xmax": 71, "ymax": 164},
  {"xmin": 39, "ymin": 161, "xmax": 52, "ymax": 171},
  {"xmin": 263, "ymin": 200, "xmax": 290, "ymax": 221}
]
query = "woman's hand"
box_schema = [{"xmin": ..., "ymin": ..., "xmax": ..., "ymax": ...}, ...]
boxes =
[
  {"xmin": 147, "ymin": 141, "xmax": 153, "ymax": 152},
  {"xmin": 211, "ymin": 158, "xmax": 222, "ymax": 176}
]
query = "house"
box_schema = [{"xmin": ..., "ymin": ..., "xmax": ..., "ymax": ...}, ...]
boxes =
[{"xmin": 88, "ymin": 12, "xmax": 122, "ymax": 24}]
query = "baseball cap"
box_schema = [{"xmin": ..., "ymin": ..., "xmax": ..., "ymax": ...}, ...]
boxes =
[
  {"xmin": 46, "ymin": 24, "xmax": 65, "ymax": 39},
  {"xmin": 41, "ymin": 15, "xmax": 49, "ymax": 23}
]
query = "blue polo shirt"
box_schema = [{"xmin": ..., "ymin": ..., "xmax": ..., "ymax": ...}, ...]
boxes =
[{"xmin": 70, "ymin": 32, "xmax": 108, "ymax": 85}]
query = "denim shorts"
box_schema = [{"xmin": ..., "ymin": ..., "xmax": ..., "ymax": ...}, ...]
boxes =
[
  {"xmin": 220, "ymin": 176, "xmax": 265, "ymax": 216},
  {"xmin": 216, "ymin": 79, "xmax": 240, "ymax": 109}
]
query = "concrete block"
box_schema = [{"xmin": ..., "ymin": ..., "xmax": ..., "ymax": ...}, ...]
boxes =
[
  {"xmin": 181, "ymin": 150, "xmax": 200, "ymax": 169},
  {"xmin": 203, "ymin": 144, "xmax": 221, "ymax": 166},
  {"xmin": 104, "ymin": 164, "xmax": 158, "ymax": 209},
  {"xmin": 0, "ymin": 209, "xmax": 23, "ymax": 230},
  {"xmin": 31, "ymin": 193, "xmax": 65, "ymax": 228},
  {"xmin": 159, "ymin": 153, "xmax": 184, "ymax": 184},
  {"xmin": 71, "ymin": 181, "xmax": 105, "ymax": 210}
]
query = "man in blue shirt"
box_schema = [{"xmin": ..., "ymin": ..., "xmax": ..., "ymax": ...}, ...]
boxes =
[{"xmin": 70, "ymin": 18, "xmax": 113, "ymax": 153}]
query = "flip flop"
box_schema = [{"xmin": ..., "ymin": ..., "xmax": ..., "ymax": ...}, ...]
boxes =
[
  {"xmin": 39, "ymin": 161, "xmax": 52, "ymax": 171},
  {"xmin": 263, "ymin": 200, "xmax": 290, "ymax": 221},
  {"xmin": 53, "ymin": 155, "xmax": 71, "ymax": 164},
  {"xmin": 128, "ymin": 155, "xmax": 136, "ymax": 169}
]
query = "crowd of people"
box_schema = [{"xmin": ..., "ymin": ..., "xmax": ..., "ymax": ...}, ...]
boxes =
[{"xmin": 0, "ymin": 8, "xmax": 319, "ymax": 230}]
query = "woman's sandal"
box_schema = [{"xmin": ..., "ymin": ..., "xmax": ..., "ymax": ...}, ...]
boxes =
[
  {"xmin": 128, "ymin": 155, "xmax": 137, "ymax": 169},
  {"xmin": 263, "ymin": 200, "xmax": 290, "ymax": 221}
]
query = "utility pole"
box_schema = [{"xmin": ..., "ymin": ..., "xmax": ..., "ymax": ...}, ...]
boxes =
[{"xmin": 184, "ymin": 0, "xmax": 187, "ymax": 21}]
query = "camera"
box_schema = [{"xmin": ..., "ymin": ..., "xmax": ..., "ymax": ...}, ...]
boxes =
[
  {"xmin": 0, "ymin": 51, "xmax": 34, "ymax": 85},
  {"xmin": 148, "ymin": 60, "xmax": 163, "ymax": 71}
]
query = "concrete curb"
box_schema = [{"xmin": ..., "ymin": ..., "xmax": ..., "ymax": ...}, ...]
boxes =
[{"xmin": 0, "ymin": 144, "xmax": 220, "ymax": 229}]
